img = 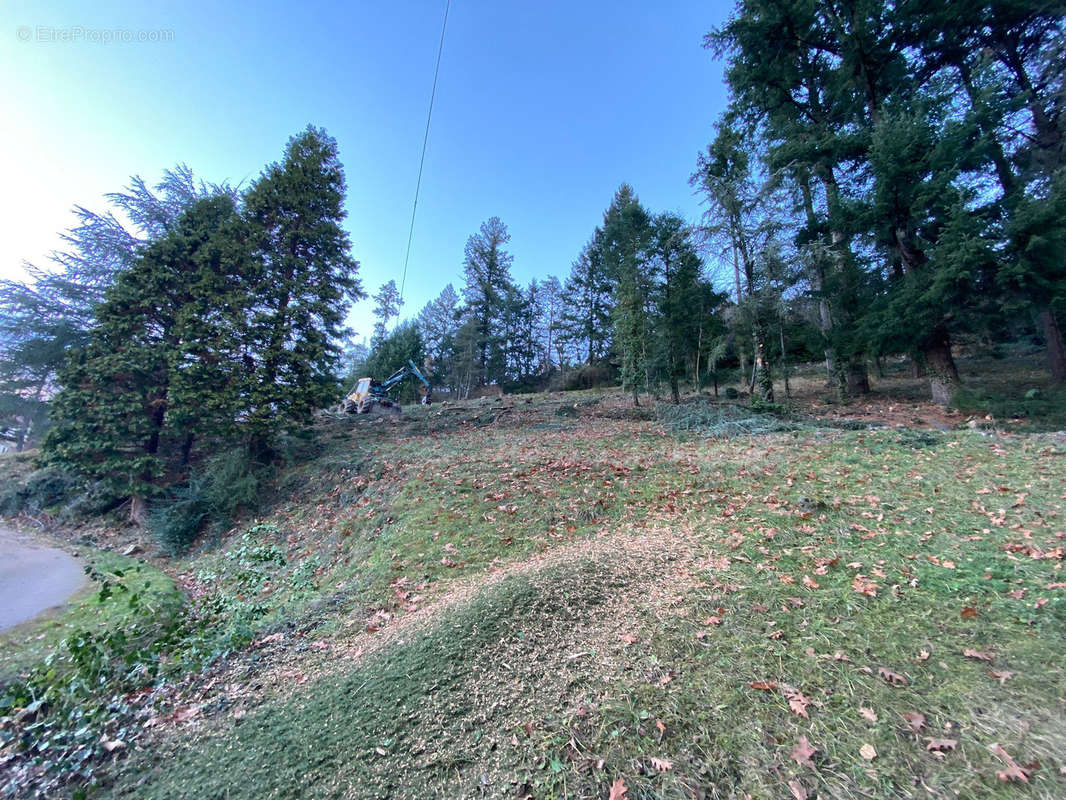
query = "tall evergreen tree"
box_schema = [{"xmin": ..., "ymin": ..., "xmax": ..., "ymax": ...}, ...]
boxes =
[
  {"xmin": 0, "ymin": 167, "xmax": 230, "ymax": 446},
  {"xmin": 558, "ymin": 233, "xmax": 614, "ymax": 365},
  {"xmin": 461, "ymin": 217, "xmax": 515, "ymax": 386},
  {"xmin": 370, "ymin": 279, "xmax": 404, "ymax": 347},
  {"xmin": 241, "ymin": 126, "xmax": 364, "ymax": 451},
  {"xmin": 43, "ymin": 195, "xmax": 248, "ymax": 521}
]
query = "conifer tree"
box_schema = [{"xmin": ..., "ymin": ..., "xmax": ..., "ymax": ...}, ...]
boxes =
[
  {"xmin": 43, "ymin": 196, "xmax": 247, "ymax": 521},
  {"xmin": 242, "ymin": 126, "xmax": 363, "ymax": 452}
]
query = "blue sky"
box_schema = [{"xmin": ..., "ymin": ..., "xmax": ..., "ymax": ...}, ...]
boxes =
[{"xmin": 1, "ymin": 1, "xmax": 732, "ymax": 339}]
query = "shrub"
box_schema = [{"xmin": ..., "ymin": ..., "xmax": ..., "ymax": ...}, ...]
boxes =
[
  {"xmin": 148, "ymin": 450, "xmax": 262, "ymax": 554},
  {"xmin": 549, "ymin": 364, "xmax": 617, "ymax": 392},
  {"xmin": 0, "ymin": 465, "xmax": 82, "ymax": 516},
  {"xmin": 657, "ymin": 401, "xmax": 801, "ymax": 438}
]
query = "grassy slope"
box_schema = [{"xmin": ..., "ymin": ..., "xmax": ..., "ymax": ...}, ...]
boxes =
[{"xmin": 100, "ymin": 394, "xmax": 1066, "ymax": 799}]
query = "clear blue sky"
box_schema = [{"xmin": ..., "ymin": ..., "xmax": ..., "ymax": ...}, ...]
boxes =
[{"xmin": 1, "ymin": 1, "xmax": 732, "ymax": 340}]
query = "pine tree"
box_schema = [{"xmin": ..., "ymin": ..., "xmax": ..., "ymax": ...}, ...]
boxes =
[
  {"xmin": 598, "ymin": 185, "xmax": 654, "ymax": 405},
  {"xmin": 558, "ymin": 233, "xmax": 613, "ymax": 365},
  {"xmin": 0, "ymin": 167, "xmax": 230, "ymax": 446},
  {"xmin": 43, "ymin": 195, "xmax": 247, "ymax": 521},
  {"xmin": 242, "ymin": 126, "xmax": 364, "ymax": 452},
  {"xmin": 461, "ymin": 217, "xmax": 515, "ymax": 386},
  {"xmin": 371, "ymin": 280, "xmax": 404, "ymax": 347}
]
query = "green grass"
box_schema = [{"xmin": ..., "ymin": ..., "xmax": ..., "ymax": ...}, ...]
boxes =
[
  {"xmin": 98, "ymin": 421, "xmax": 1065, "ymax": 799},
  {"xmin": 0, "ymin": 549, "xmax": 181, "ymax": 682},
  {"xmin": 5, "ymin": 387, "xmax": 1065, "ymax": 798}
]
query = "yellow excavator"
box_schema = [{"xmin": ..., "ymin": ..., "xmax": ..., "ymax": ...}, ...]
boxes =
[{"xmin": 343, "ymin": 360, "xmax": 433, "ymax": 415}]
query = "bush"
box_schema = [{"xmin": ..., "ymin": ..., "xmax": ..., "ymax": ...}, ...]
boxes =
[
  {"xmin": 549, "ymin": 364, "xmax": 617, "ymax": 392},
  {"xmin": 149, "ymin": 449, "xmax": 262, "ymax": 554},
  {"xmin": 0, "ymin": 464, "xmax": 82, "ymax": 516},
  {"xmin": 657, "ymin": 400, "xmax": 801, "ymax": 438}
]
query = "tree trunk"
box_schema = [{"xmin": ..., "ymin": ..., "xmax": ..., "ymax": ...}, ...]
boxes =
[
  {"xmin": 754, "ymin": 324, "xmax": 774, "ymax": 403},
  {"xmin": 846, "ymin": 362, "xmax": 870, "ymax": 396},
  {"xmin": 130, "ymin": 495, "xmax": 148, "ymax": 526},
  {"xmin": 817, "ymin": 168, "xmax": 869, "ymax": 401},
  {"xmin": 921, "ymin": 326, "xmax": 960, "ymax": 406},
  {"xmin": 1040, "ymin": 309, "xmax": 1066, "ymax": 382},
  {"xmin": 779, "ymin": 323, "xmax": 791, "ymax": 400}
]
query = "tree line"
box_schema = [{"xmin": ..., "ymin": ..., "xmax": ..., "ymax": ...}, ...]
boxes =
[
  {"xmin": 0, "ymin": 127, "xmax": 362, "ymax": 522},
  {"xmin": 0, "ymin": 0, "xmax": 1062, "ymax": 526},
  {"xmin": 355, "ymin": 0, "xmax": 1063, "ymax": 407}
]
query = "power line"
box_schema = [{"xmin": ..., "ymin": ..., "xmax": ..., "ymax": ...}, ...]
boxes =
[{"xmin": 399, "ymin": 0, "xmax": 450, "ymax": 304}]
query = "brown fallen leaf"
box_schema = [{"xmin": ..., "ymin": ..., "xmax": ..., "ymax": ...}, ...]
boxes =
[
  {"xmin": 878, "ymin": 667, "xmax": 907, "ymax": 686},
  {"xmin": 860, "ymin": 707, "xmax": 878, "ymax": 723},
  {"xmin": 620, "ymin": 634, "xmax": 638, "ymax": 645},
  {"xmin": 961, "ymin": 606, "xmax": 979, "ymax": 619},
  {"xmin": 989, "ymin": 669, "xmax": 1013, "ymax": 684},
  {"xmin": 803, "ymin": 575, "xmax": 820, "ymax": 589},
  {"xmin": 791, "ymin": 735, "xmax": 817, "ymax": 767},
  {"xmin": 917, "ymin": 649, "xmax": 931, "ymax": 662},
  {"xmin": 608, "ymin": 777, "xmax": 629, "ymax": 800},
  {"xmin": 902, "ymin": 712, "xmax": 926, "ymax": 732},
  {"xmin": 852, "ymin": 575, "xmax": 879, "ymax": 596},
  {"xmin": 990, "ymin": 743, "xmax": 1030, "ymax": 783},
  {"xmin": 648, "ymin": 757, "xmax": 673, "ymax": 772},
  {"xmin": 860, "ymin": 743, "xmax": 877, "ymax": 760},
  {"xmin": 788, "ymin": 778, "xmax": 808, "ymax": 800},
  {"xmin": 749, "ymin": 681, "xmax": 776, "ymax": 691},
  {"xmin": 786, "ymin": 689, "xmax": 811, "ymax": 719},
  {"xmin": 703, "ymin": 616, "xmax": 723, "ymax": 626},
  {"xmin": 100, "ymin": 738, "xmax": 126, "ymax": 753},
  {"xmin": 963, "ymin": 648, "xmax": 994, "ymax": 662},
  {"xmin": 655, "ymin": 719, "xmax": 666, "ymax": 735}
]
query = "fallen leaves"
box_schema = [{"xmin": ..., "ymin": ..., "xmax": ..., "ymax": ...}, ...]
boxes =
[
  {"xmin": 859, "ymin": 743, "xmax": 877, "ymax": 760},
  {"xmin": 902, "ymin": 712, "xmax": 926, "ymax": 732},
  {"xmin": 878, "ymin": 667, "xmax": 908, "ymax": 686},
  {"xmin": 608, "ymin": 777, "xmax": 629, "ymax": 800},
  {"xmin": 990, "ymin": 743, "xmax": 1030, "ymax": 783},
  {"xmin": 648, "ymin": 757, "xmax": 673, "ymax": 773},
  {"xmin": 860, "ymin": 707, "xmax": 878, "ymax": 723},
  {"xmin": 852, "ymin": 575, "xmax": 879, "ymax": 597},
  {"xmin": 924, "ymin": 737, "xmax": 957, "ymax": 754},
  {"xmin": 788, "ymin": 779, "xmax": 808, "ymax": 800},
  {"xmin": 786, "ymin": 689, "xmax": 811, "ymax": 719},
  {"xmin": 988, "ymin": 669, "xmax": 1013, "ymax": 684},
  {"xmin": 791, "ymin": 736, "xmax": 817, "ymax": 767},
  {"xmin": 960, "ymin": 606, "xmax": 978, "ymax": 619},
  {"xmin": 749, "ymin": 681, "xmax": 776, "ymax": 691},
  {"xmin": 963, "ymin": 648, "xmax": 994, "ymax": 662}
]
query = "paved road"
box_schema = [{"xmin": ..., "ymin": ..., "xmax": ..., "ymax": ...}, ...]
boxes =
[{"xmin": 0, "ymin": 525, "xmax": 86, "ymax": 632}]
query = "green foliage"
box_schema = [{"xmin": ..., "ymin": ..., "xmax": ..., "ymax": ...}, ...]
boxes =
[
  {"xmin": 194, "ymin": 524, "xmax": 288, "ymax": 634},
  {"xmin": 460, "ymin": 216, "xmax": 517, "ymax": 388},
  {"xmin": 148, "ymin": 450, "xmax": 262, "ymax": 554},
  {"xmin": 0, "ymin": 464, "xmax": 82, "ymax": 516},
  {"xmin": 43, "ymin": 127, "xmax": 364, "ymax": 509},
  {"xmin": 656, "ymin": 399, "xmax": 800, "ymax": 438},
  {"xmin": 240, "ymin": 126, "xmax": 365, "ymax": 445},
  {"xmin": 362, "ymin": 321, "xmax": 427, "ymax": 404},
  {"xmin": 0, "ymin": 560, "xmax": 185, "ymax": 797},
  {"xmin": 0, "ymin": 168, "xmax": 232, "ymax": 452}
]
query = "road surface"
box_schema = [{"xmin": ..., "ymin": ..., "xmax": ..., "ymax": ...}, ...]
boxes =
[{"xmin": 0, "ymin": 525, "xmax": 86, "ymax": 631}]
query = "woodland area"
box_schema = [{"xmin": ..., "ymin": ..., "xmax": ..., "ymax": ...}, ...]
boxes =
[
  {"xmin": 1, "ymin": 2, "xmax": 1063, "ymax": 525},
  {"xmin": 0, "ymin": 2, "xmax": 1065, "ymax": 798}
]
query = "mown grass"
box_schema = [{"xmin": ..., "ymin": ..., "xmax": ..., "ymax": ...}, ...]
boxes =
[{"xmin": 97, "ymin": 418, "xmax": 1065, "ymax": 799}]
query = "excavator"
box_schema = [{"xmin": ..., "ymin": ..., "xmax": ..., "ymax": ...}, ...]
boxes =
[{"xmin": 343, "ymin": 360, "xmax": 433, "ymax": 415}]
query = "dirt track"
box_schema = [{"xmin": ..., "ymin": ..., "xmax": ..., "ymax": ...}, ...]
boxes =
[{"xmin": 0, "ymin": 525, "xmax": 85, "ymax": 631}]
